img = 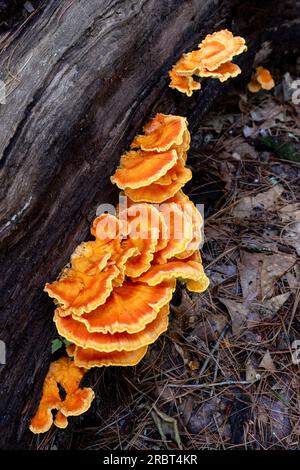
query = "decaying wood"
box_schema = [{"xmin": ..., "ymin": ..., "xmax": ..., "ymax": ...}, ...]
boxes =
[{"xmin": 0, "ymin": 0, "xmax": 299, "ymax": 449}]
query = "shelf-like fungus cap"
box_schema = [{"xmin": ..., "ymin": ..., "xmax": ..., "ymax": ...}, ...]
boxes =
[
  {"xmin": 91, "ymin": 213, "xmax": 128, "ymax": 240},
  {"xmin": 197, "ymin": 29, "xmax": 247, "ymax": 71},
  {"xmin": 29, "ymin": 371, "xmax": 61, "ymax": 434},
  {"xmin": 59, "ymin": 385, "xmax": 95, "ymax": 419},
  {"xmin": 171, "ymin": 50, "xmax": 202, "ymax": 76},
  {"xmin": 111, "ymin": 149, "xmax": 178, "ymax": 190},
  {"xmin": 132, "ymin": 114, "xmax": 188, "ymax": 152},
  {"xmin": 155, "ymin": 202, "xmax": 193, "ymax": 262},
  {"xmin": 169, "ymin": 70, "xmax": 201, "ymax": 97},
  {"xmin": 29, "ymin": 357, "xmax": 94, "ymax": 434},
  {"xmin": 45, "ymin": 263, "xmax": 119, "ymax": 317},
  {"xmin": 185, "ymin": 251, "xmax": 210, "ymax": 292},
  {"xmin": 69, "ymin": 280, "xmax": 175, "ymax": 334},
  {"xmin": 247, "ymin": 79, "xmax": 262, "ymax": 93},
  {"xmin": 256, "ymin": 66, "xmax": 275, "ymax": 90},
  {"xmin": 186, "ymin": 276, "xmax": 210, "ymax": 293},
  {"xmin": 123, "ymin": 233, "xmax": 158, "ymax": 278},
  {"xmin": 247, "ymin": 66, "xmax": 275, "ymax": 93},
  {"xmin": 54, "ymin": 304, "xmax": 169, "ymax": 353},
  {"xmin": 45, "ymin": 211, "xmax": 144, "ymax": 316},
  {"xmin": 166, "ymin": 190, "xmax": 203, "ymax": 257},
  {"xmin": 121, "ymin": 197, "xmax": 169, "ymax": 252},
  {"xmin": 137, "ymin": 251, "xmax": 209, "ymax": 290},
  {"xmin": 124, "ymin": 162, "xmax": 192, "ymax": 203},
  {"xmin": 72, "ymin": 345, "xmax": 148, "ymax": 368},
  {"xmin": 176, "ymin": 128, "xmax": 191, "ymax": 161},
  {"xmin": 197, "ymin": 61, "xmax": 241, "ymax": 82},
  {"xmin": 44, "ymin": 259, "xmax": 119, "ymax": 317},
  {"xmin": 53, "ymin": 411, "xmax": 68, "ymax": 429},
  {"xmin": 119, "ymin": 204, "xmax": 163, "ymax": 277}
]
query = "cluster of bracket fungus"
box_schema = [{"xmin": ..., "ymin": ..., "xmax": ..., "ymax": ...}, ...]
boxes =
[
  {"xmin": 29, "ymin": 357, "xmax": 95, "ymax": 433},
  {"xmin": 247, "ymin": 66, "xmax": 275, "ymax": 93},
  {"xmin": 169, "ymin": 29, "xmax": 247, "ymax": 96},
  {"xmin": 30, "ymin": 113, "xmax": 209, "ymax": 433},
  {"xmin": 112, "ymin": 114, "xmax": 192, "ymax": 203}
]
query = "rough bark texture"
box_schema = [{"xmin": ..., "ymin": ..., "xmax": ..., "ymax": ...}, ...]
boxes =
[{"xmin": 0, "ymin": 0, "xmax": 299, "ymax": 449}]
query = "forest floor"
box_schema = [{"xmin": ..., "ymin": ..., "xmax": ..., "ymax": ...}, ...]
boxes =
[{"xmin": 33, "ymin": 61, "xmax": 300, "ymax": 451}]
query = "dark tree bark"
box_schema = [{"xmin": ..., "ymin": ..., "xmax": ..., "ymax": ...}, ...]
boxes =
[{"xmin": 0, "ymin": 0, "xmax": 299, "ymax": 449}]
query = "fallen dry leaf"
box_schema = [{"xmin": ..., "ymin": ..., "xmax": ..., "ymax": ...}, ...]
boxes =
[
  {"xmin": 250, "ymin": 101, "xmax": 286, "ymax": 127},
  {"xmin": 151, "ymin": 407, "xmax": 183, "ymax": 450},
  {"xmin": 190, "ymin": 313, "xmax": 228, "ymax": 343},
  {"xmin": 205, "ymin": 222, "xmax": 233, "ymax": 241},
  {"xmin": 187, "ymin": 398, "xmax": 221, "ymax": 434},
  {"xmin": 174, "ymin": 343, "xmax": 190, "ymax": 366},
  {"xmin": 279, "ymin": 203, "xmax": 300, "ymax": 255},
  {"xmin": 232, "ymin": 142, "xmax": 258, "ymax": 160},
  {"xmin": 292, "ymin": 422, "xmax": 300, "ymax": 436},
  {"xmin": 205, "ymin": 114, "xmax": 234, "ymax": 134},
  {"xmin": 218, "ymin": 297, "xmax": 248, "ymax": 336},
  {"xmin": 156, "ymin": 385, "xmax": 176, "ymax": 403},
  {"xmin": 284, "ymin": 265, "xmax": 300, "ymax": 290},
  {"xmin": 261, "ymin": 292, "xmax": 291, "ymax": 319},
  {"xmin": 241, "ymin": 330, "xmax": 262, "ymax": 344},
  {"xmin": 259, "ymin": 253, "xmax": 296, "ymax": 299},
  {"xmin": 279, "ymin": 203, "xmax": 300, "ymax": 223},
  {"xmin": 219, "ymin": 161, "xmax": 236, "ymax": 190},
  {"xmin": 171, "ymin": 290, "xmax": 203, "ymax": 329},
  {"xmin": 172, "ymin": 290, "xmax": 198, "ymax": 317},
  {"xmin": 207, "ymin": 262, "xmax": 237, "ymax": 286},
  {"xmin": 243, "ymin": 125, "xmax": 258, "ymax": 138},
  {"xmin": 233, "ymin": 185, "xmax": 284, "ymax": 219},
  {"xmin": 239, "ymin": 250, "xmax": 296, "ymax": 300},
  {"xmin": 238, "ymin": 252, "xmax": 261, "ymax": 300},
  {"xmin": 259, "ymin": 350, "xmax": 276, "ymax": 372}
]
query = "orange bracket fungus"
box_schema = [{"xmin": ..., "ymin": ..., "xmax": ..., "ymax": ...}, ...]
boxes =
[
  {"xmin": 169, "ymin": 29, "xmax": 247, "ymax": 96},
  {"xmin": 247, "ymin": 66, "xmax": 275, "ymax": 93},
  {"xmin": 114, "ymin": 114, "xmax": 192, "ymax": 203},
  {"xmin": 30, "ymin": 112, "xmax": 209, "ymax": 433},
  {"xmin": 29, "ymin": 357, "xmax": 94, "ymax": 433}
]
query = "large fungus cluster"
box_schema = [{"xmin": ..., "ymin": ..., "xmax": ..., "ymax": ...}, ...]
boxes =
[
  {"xmin": 169, "ymin": 29, "xmax": 247, "ymax": 96},
  {"xmin": 30, "ymin": 114, "xmax": 209, "ymax": 433}
]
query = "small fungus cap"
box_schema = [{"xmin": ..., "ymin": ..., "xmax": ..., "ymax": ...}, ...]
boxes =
[
  {"xmin": 197, "ymin": 62, "xmax": 241, "ymax": 82},
  {"xmin": 124, "ymin": 162, "xmax": 192, "ymax": 203},
  {"xmin": 137, "ymin": 251, "xmax": 209, "ymax": 290},
  {"xmin": 198, "ymin": 29, "xmax": 247, "ymax": 71},
  {"xmin": 256, "ymin": 66, "xmax": 275, "ymax": 90},
  {"xmin": 131, "ymin": 114, "xmax": 188, "ymax": 152},
  {"xmin": 111, "ymin": 149, "xmax": 178, "ymax": 190},
  {"xmin": 72, "ymin": 345, "xmax": 148, "ymax": 369},
  {"xmin": 169, "ymin": 70, "xmax": 201, "ymax": 97}
]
